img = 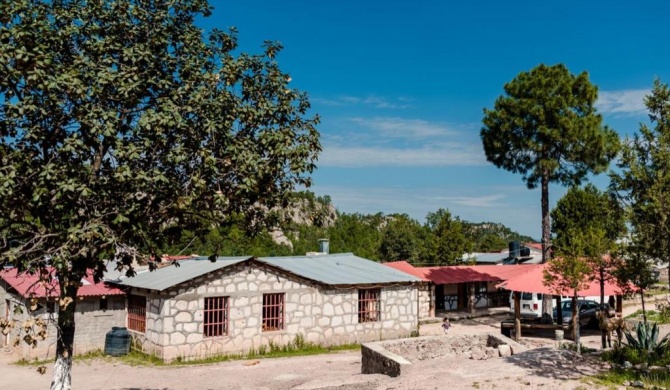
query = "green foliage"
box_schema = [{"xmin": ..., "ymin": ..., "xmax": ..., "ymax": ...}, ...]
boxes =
[
  {"xmin": 611, "ymin": 79, "xmax": 670, "ymax": 272},
  {"xmin": 377, "ymin": 214, "xmax": 423, "ymax": 262},
  {"xmin": 482, "ymin": 63, "xmax": 619, "ymax": 263},
  {"xmin": 431, "ymin": 209, "xmax": 473, "ymax": 265},
  {"xmin": 0, "ymin": 0, "xmax": 320, "ymax": 385},
  {"xmin": 461, "ymin": 221, "xmax": 534, "ymax": 252},
  {"xmin": 551, "ymin": 184, "xmax": 625, "ymax": 252},
  {"xmin": 481, "ymin": 64, "xmax": 618, "ymax": 190}
]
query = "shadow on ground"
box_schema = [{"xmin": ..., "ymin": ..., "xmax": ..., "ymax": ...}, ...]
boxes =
[{"xmin": 505, "ymin": 347, "xmax": 606, "ymax": 381}]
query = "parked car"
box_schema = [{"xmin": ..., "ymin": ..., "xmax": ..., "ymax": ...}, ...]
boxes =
[{"xmin": 553, "ymin": 299, "xmax": 601, "ymax": 328}]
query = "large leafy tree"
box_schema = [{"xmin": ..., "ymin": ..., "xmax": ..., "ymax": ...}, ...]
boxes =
[
  {"xmin": 611, "ymin": 79, "xmax": 670, "ymax": 289},
  {"xmin": 481, "ymin": 63, "xmax": 619, "ymax": 318},
  {"xmin": 0, "ymin": 1, "xmax": 320, "ymax": 388},
  {"xmin": 551, "ymin": 184, "xmax": 625, "ymax": 314}
]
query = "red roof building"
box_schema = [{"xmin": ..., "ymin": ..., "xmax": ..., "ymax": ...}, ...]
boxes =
[{"xmin": 0, "ymin": 268, "xmax": 125, "ymax": 299}]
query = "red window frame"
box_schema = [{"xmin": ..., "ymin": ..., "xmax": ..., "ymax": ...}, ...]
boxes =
[
  {"xmin": 127, "ymin": 295, "xmax": 146, "ymax": 333},
  {"xmin": 358, "ymin": 288, "xmax": 381, "ymax": 323},
  {"xmin": 262, "ymin": 293, "xmax": 284, "ymax": 332},
  {"xmin": 204, "ymin": 297, "xmax": 229, "ymax": 337}
]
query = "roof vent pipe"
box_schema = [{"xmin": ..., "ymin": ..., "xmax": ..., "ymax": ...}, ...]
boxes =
[{"xmin": 318, "ymin": 239, "xmax": 330, "ymax": 254}]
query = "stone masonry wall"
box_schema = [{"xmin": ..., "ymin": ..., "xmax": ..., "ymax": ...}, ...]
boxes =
[
  {"xmin": 417, "ymin": 283, "xmax": 431, "ymax": 318},
  {"xmin": 130, "ymin": 261, "xmax": 419, "ymax": 361},
  {"xmin": 0, "ymin": 282, "xmax": 125, "ymax": 360}
]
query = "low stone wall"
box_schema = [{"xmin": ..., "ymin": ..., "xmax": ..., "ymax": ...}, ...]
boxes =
[{"xmin": 361, "ymin": 334, "xmax": 526, "ymax": 377}]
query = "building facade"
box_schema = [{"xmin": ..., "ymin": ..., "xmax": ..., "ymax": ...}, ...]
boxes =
[{"xmin": 114, "ymin": 254, "xmax": 422, "ymax": 362}]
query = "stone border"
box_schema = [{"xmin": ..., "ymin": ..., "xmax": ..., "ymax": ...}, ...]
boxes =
[{"xmin": 361, "ymin": 333, "xmax": 527, "ymax": 377}]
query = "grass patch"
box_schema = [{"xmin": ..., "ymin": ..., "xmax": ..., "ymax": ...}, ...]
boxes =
[
  {"xmin": 592, "ymin": 369, "xmax": 670, "ymax": 388},
  {"xmin": 15, "ymin": 335, "xmax": 361, "ymax": 368},
  {"xmin": 558, "ymin": 342, "xmax": 596, "ymax": 354},
  {"xmin": 625, "ymin": 309, "xmax": 670, "ymax": 324},
  {"xmin": 124, "ymin": 334, "xmax": 361, "ymax": 367}
]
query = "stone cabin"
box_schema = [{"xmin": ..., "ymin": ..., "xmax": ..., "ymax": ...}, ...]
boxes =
[
  {"xmin": 0, "ymin": 267, "xmax": 126, "ymax": 360},
  {"xmin": 110, "ymin": 253, "xmax": 425, "ymax": 362}
]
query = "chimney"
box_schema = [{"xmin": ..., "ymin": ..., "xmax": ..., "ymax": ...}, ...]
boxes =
[{"xmin": 318, "ymin": 239, "xmax": 330, "ymax": 254}]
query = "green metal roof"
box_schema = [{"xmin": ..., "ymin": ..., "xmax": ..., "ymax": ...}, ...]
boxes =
[
  {"xmin": 258, "ymin": 253, "xmax": 421, "ymax": 285},
  {"xmin": 109, "ymin": 257, "xmax": 249, "ymax": 291},
  {"xmin": 109, "ymin": 253, "xmax": 420, "ymax": 292}
]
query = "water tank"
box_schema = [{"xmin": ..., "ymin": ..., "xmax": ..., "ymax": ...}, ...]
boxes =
[
  {"xmin": 520, "ymin": 247, "xmax": 531, "ymax": 257},
  {"xmin": 104, "ymin": 327, "xmax": 131, "ymax": 356},
  {"xmin": 508, "ymin": 241, "xmax": 520, "ymax": 258}
]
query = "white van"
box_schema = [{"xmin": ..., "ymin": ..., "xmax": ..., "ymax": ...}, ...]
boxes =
[{"xmin": 509, "ymin": 292, "xmax": 603, "ymax": 320}]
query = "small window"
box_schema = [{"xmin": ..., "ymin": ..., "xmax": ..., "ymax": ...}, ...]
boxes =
[
  {"xmin": 127, "ymin": 295, "xmax": 146, "ymax": 333},
  {"xmin": 521, "ymin": 292, "xmax": 532, "ymax": 300},
  {"xmin": 99, "ymin": 297, "xmax": 108, "ymax": 311},
  {"xmin": 204, "ymin": 297, "xmax": 229, "ymax": 337},
  {"xmin": 262, "ymin": 293, "xmax": 285, "ymax": 331},
  {"xmin": 537, "ymin": 293, "xmax": 543, "ymax": 300},
  {"xmin": 358, "ymin": 288, "xmax": 381, "ymax": 323}
]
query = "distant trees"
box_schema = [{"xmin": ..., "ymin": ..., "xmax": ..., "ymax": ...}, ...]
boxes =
[
  {"xmin": 430, "ymin": 210, "xmax": 473, "ymax": 265},
  {"xmin": 377, "ymin": 214, "xmax": 423, "ymax": 262},
  {"xmin": 482, "ymin": 63, "xmax": 619, "ymax": 318}
]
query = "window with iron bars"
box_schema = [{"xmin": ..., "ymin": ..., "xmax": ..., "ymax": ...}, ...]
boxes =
[
  {"xmin": 204, "ymin": 297, "xmax": 229, "ymax": 337},
  {"xmin": 127, "ymin": 295, "xmax": 146, "ymax": 333},
  {"xmin": 358, "ymin": 288, "xmax": 380, "ymax": 323},
  {"xmin": 262, "ymin": 293, "xmax": 284, "ymax": 331}
]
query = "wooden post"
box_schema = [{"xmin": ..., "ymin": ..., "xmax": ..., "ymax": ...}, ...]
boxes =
[
  {"xmin": 514, "ymin": 291, "xmax": 521, "ymax": 341},
  {"xmin": 616, "ymin": 295, "xmax": 623, "ymax": 316},
  {"xmin": 555, "ymin": 295, "xmax": 562, "ymax": 325},
  {"xmin": 467, "ymin": 283, "xmax": 476, "ymax": 314}
]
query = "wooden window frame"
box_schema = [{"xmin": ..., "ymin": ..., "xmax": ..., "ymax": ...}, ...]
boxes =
[
  {"xmin": 262, "ymin": 293, "xmax": 285, "ymax": 332},
  {"xmin": 127, "ymin": 295, "xmax": 146, "ymax": 333},
  {"xmin": 358, "ymin": 288, "xmax": 381, "ymax": 323},
  {"xmin": 203, "ymin": 296, "xmax": 229, "ymax": 337}
]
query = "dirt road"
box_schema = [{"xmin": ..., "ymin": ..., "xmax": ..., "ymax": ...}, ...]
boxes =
[{"xmin": 5, "ymin": 299, "xmax": 660, "ymax": 390}]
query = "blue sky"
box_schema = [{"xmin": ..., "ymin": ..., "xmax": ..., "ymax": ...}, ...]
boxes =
[{"xmin": 206, "ymin": 0, "xmax": 670, "ymax": 239}]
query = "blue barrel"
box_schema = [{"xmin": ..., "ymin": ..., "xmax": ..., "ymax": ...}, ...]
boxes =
[{"xmin": 104, "ymin": 327, "xmax": 131, "ymax": 356}]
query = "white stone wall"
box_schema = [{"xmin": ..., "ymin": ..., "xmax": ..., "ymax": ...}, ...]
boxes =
[
  {"xmin": 130, "ymin": 261, "xmax": 420, "ymax": 361},
  {"xmin": 417, "ymin": 283, "xmax": 432, "ymax": 318},
  {"xmin": 0, "ymin": 281, "xmax": 125, "ymax": 360}
]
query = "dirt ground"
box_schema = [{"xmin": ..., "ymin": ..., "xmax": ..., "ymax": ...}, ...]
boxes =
[{"xmin": 1, "ymin": 302, "xmax": 658, "ymax": 390}]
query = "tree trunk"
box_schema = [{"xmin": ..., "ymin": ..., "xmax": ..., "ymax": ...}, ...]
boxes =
[
  {"xmin": 641, "ymin": 289, "xmax": 647, "ymax": 324},
  {"xmin": 514, "ymin": 291, "xmax": 521, "ymax": 341},
  {"xmin": 599, "ymin": 265, "xmax": 605, "ymax": 305},
  {"xmin": 541, "ymin": 172, "xmax": 553, "ymax": 321},
  {"xmin": 599, "ymin": 265, "xmax": 607, "ymax": 349},
  {"xmin": 573, "ymin": 292, "xmax": 581, "ymax": 355},
  {"xmin": 50, "ymin": 276, "xmax": 79, "ymax": 390},
  {"xmin": 555, "ymin": 295, "xmax": 563, "ymax": 325},
  {"xmin": 467, "ymin": 283, "xmax": 475, "ymax": 314}
]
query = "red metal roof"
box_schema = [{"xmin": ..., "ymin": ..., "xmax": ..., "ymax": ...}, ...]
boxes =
[
  {"xmin": 495, "ymin": 262, "xmax": 628, "ymax": 296},
  {"xmin": 383, "ymin": 261, "xmax": 541, "ymax": 284},
  {"xmin": 0, "ymin": 268, "xmax": 125, "ymax": 299}
]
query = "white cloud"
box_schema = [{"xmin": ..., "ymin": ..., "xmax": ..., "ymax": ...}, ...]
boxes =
[
  {"xmin": 597, "ymin": 89, "xmax": 649, "ymax": 115},
  {"xmin": 424, "ymin": 194, "xmax": 507, "ymax": 208},
  {"xmin": 313, "ymin": 95, "xmax": 411, "ymax": 109},
  {"xmin": 350, "ymin": 117, "xmax": 456, "ymax": 139},
  {"xmin": 319, "ymin": 143, "xmax": 486, "ymax": 167}
]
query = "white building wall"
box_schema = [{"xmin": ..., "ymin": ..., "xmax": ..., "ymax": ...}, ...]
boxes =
[{"xmin": 130, "ymin": 261, "xmax": 419, "ymax": 361}]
